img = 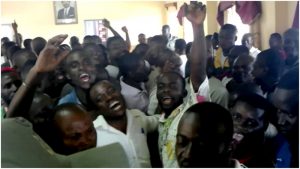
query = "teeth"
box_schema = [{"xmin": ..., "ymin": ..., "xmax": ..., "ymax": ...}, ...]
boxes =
[
  {"xmin": 233, "ymin": 133, "xmax": 244, "ymax": 142},
  {"xmin": 113, "ymin": 105, "xmax": 122, "ymax": 111},
  {"xmin": 80, "ymin": 73, "xmax": 90, "ymax": 82},
  {"xmin": 109, "ymin": 101, "xmax": 120, "ymax": 109}
]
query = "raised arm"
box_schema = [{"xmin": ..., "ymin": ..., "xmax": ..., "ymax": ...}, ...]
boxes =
[
  {"xmin": 185, "ymin": 2, "xmax": 207, "ymax": 91},
  {"xmin": 103, "ymin": 18, "xmax": 122, "ymax": 38},
  {"xmin": 122, "ymin": 26, "xmax": 131, "ymax": 51},
  {"xmin": 12, "ymin": 21, "xmax": 21, "ymax": 47},
  {"xmin": 7, "ymin": 34, "xmax": 69, "ymax": 118}
]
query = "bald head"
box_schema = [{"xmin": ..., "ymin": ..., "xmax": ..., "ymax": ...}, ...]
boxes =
[{"xmin": 52, "ymin": 103, "xmax": 96, "ymax": 155}]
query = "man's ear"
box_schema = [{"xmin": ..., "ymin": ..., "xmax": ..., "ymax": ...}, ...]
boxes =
[{"xmin": 234, "ymin": 36, "xmax": 237, "ymax": 42}]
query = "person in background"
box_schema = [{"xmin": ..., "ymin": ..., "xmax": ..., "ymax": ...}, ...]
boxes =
[
  {"xmin": 282, "ymin": 28, "xmax": 299, "ymax": 72},
  {"xmin": 271, "ymin": 67, "xmax": 299, "ymax": 168},
  {"xmin": 31, "ymin": 37, "xmax": 47, "ymax": 57},
  {"xmin": 251, "ymin": 49, "xmax": 284, "ymax": 98},
  {"xmin": 214, "ymin": 24, "xmax": 237, "ymax": 80},
  {"xmin": 241, "ymin": 33, "xmax": 261, "ymax": 58},
  {"xmin": 70, "ymin": 36, "xmax": 81, "ymax": 49},
  {"xmin": 138, "ymin": 33, "xmax": 147, "ymax": 44},
  {"xmin": 23, "ymin": 39, "xmax": 32, "ymax": 51},
  {"xmin": 162, "ymin": 25, "xmax": 177, "ymax": 51},
  {"xmin": 175, "ymin": 39, "xmax": 187, "ymax": 77},
  {"xmin": 1, "ymin": 67, "xmax": 22, "ymax": 118},
  {"xmin": 118, "ymin": 53, "xmax": 150, "ymax": 113}
]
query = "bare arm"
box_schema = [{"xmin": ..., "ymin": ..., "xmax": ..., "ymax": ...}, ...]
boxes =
[
  {"xmin": 12, "ymin": 21, "xmax": 21, "ymax": 47},
  {"xmin": 7, "ymin": 34, "xmax": 69, "ymax": 118},
  {"xmin": 185, "ymin": 2, "xmax": 207, "ymax": 91},
  {"xmin": 122, "ymin": 26, "xmax": 131, "ymax": 51},
  {"xmin": 103, "ymin": 18, "xmax": 122, "ymax": 37}
]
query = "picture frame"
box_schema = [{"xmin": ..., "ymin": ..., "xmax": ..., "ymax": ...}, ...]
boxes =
[{"xmin": 53, "ymin": 1, "xmax": 78, "ymax": 25}]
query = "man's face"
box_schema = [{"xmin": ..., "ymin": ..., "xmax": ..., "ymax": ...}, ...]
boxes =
[
  {"xmin": 61, "ymin": 1, "xmax": 70, "ymax": 8},
  {"xmin": 89, "ymin": 81, "xmax": 126, "ymax": 119},
  {"xmin": 157, "ymin": 73, "xmax": 185, "ymax": 113},
  {"xmin": 107, "ymin": 39, "xmax": 128, "ymax": 61},
  {"xmin": 129, "ymin": 59, "xmax": 149, "ymax": 83},
  {"xmin": 283, "ymin": 32, "xmax": 299, "ymax": 61},
  {"xmin": 162, "ymin": 27, "xmax": 170, "ymax": 38},
  {"xmin": 138, "ymin": 34, "xmax": 146, "ymax": 44},
  {"xmin": 231, "ymin": 101, "xmax": 264, "ymax": 136},
  {"xmin": 176, "ymin": 113, "xmax": 229, "ymax": 167},
  {"xmin": 1, "ymin": 72, "xmax": 21, "ymax": 105},
  {"xmin": 65, "ymin": 52, "xmax": 96, "ymax": 90},
  {"xmin": 55, "ymin": 112, "xmax": 97, "ymax": 155},
  {"xmin": 269, "ymin": 37, "xmax": 282, "ymax": 49},
  {"xmin": 232, "ymin": 56, "xmax": 253, "ymax": 83},
  {"xmin": 272, "ymin": 88, "xmax": 298, "ymax": 135},
  {"xmin": 218, "ymin": 30, "xmax": 236, "ymax": 52}
]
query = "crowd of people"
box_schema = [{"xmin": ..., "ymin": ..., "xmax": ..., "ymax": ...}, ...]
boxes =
[{"xmin": 1, "ymin": 2, "xmax": 299, "ymax": 168}]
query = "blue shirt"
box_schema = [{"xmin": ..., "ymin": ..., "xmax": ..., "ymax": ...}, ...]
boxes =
[{"xmin": 57, "ymin": 89, "xmax": 82, "ymax": 105}]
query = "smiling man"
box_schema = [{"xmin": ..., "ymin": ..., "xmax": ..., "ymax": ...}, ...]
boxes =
[
  {"xmin": 58, "ymin": 49, "xmax": 97, "ymax": 110},
  {"xmin": 89, "ymin": 80, "xmax": 159, "ymax": 167}
]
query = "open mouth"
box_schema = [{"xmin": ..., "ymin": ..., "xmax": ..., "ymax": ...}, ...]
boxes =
[
  {"xmin": 232, "ymin": 133, "xmax": 244, "ymax": 143},
  {"xmin": 162, "ymin": 96, "xmax": 173, "ymax": 105},
  {"xmin": 109, "ymin": 100, "xmax": 122, "ymax": 111},
  {"xmin": 80, "ymin": 73, "xmax": 90, "ymax": 82}
]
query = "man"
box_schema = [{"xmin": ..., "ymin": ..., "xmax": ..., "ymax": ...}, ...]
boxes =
[
  {"xmin": 50, "ymin": 103, "xmax": 139, "ymax": 167},
  {"xmin": 138, "ymin": 33, "xmax": 147, "ymax": 44},
  {"xmin": 214, "ymin": 24, "xmax": 237, "ymax": 80},
  {"xmin": 230, "ymin": 94, "xmax": 279, "ymax": 167},
  {"xmin": 175, "ymin": 39, "xmax": 187, "ymax": 77},
  {"xmin": 242, "ymin": 33, "xmax": 261, "ymax": 58},
  {"xmin": 271, "ymin": 67, "xmax": 299, "ymax": 167},
  {"xmin": 157, "ymin": 2, "xmax": 211, "ymax": 167},
  {"xmin": 58, "ymin": 49, "xmax": 97, "ymax": 112},
  {"xmin": 1, "ymin": 67, "xmax": 21, "ymax": 118},
  {"xmin": 118, "ymin": 53, "xmax": 150, "ymax": 113},
  {"xmin": 251, "ymin": 49, "xmax": 284, "ymax": 97},
  {"xmin": 162, "ymin": 25, "xmax": 177, "ymax": 51},
  {"xmin": 269, "ymin": 33, "xmax": 283, "ymax": 50},
  {"xmin": 89, "ymin": 80, "xmax": 159, "ymax": 167},
  {"xmin": 282, "ymin": 28, "xmax": 299, "ymax": 72},
  {"xmin": 176, "ymin": 102, "xmax": 244, "ymax": 167},
  {"xmin": 57, "ymin": 1, "xmax": 75, "ymax": 19}
]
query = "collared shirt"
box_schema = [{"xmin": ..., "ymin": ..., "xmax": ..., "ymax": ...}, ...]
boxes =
[
  {"xmin": 179, "ymin": 54, "xmax": 187, "ymax": 77},
  {"xmin": 64, "ymin": 7, "xmax": 70, "ymax": 16},
  {"xmin": 120, "ymin": 77, "xmax": 149, "ymax": 113},
  {"xmin": 94, "ymin": 109, "xmax": 159, "ymax": 168},
  {"xmin": 158, "ymin": 76, "xmax": 210, "ymax": 168},
  {"xmin": 250, "ymin": 46, "xmax": 261, "ymax": 58},
  {"xmin": 57, "ymin": 89, "xmax": 81, "ymax": 105},
  {"xmin": 93, "ymin": 115, "xmax": 140, "ymax": 168},
  {"xmin": 166, "ymin": 35, "xmax": 177, "ymax": 51}
]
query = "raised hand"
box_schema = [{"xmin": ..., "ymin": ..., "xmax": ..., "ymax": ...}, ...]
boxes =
[
  {"xmin": 184, "ymin": 2, "xmax": 206, "ymax": 26},
  {"xmin": 34, "ymin": 34, "xmax": 69, "ymax": 73},
  {"xmin": 121, "ymin": 26, "xmax": 128, "ymax": 33},
  {"xmin": 12, "ymin": 20, "xmax": 18, "ymax": 31},
  {"xmin": 103, "ymin": 18, "xmax": 111, "ymax": 28}
]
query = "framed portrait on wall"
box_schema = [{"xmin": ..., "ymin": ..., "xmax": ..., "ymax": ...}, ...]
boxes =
[{"xmin": 53, "ymin": 1, "xmax": 78, "ymax": 25}]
